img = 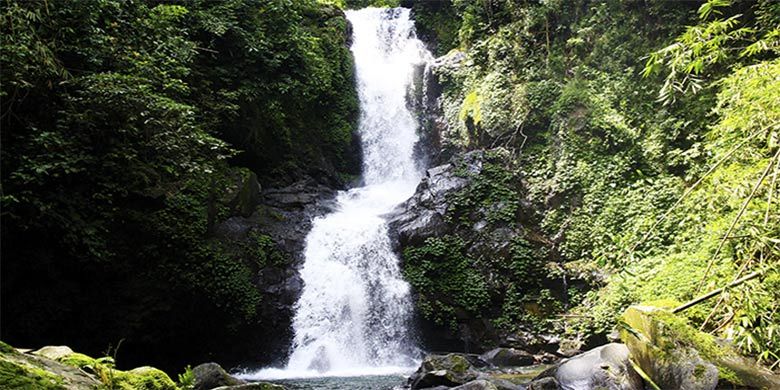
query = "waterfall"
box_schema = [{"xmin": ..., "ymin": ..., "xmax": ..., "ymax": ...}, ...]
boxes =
[{"xmin": 245, "ymin": 7, "xmax": 432, "ymax": 379}]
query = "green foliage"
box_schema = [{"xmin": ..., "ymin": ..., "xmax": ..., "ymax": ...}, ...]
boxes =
[
  {"xmin": 409, "ymin": 0, "xmax": 779, "ymax": 367},
  {"xmin": 403, "ymin": 0, "xmax": 460, "ymax": 56},
  {"xmin": 1, "ymin": 0, "xmax": 356, "ymax": 370},
  {"xmin": 449, "ymin": 149, "xmax": 520, "ymax": 225},
  {"xmin": 642, "ymin": 0, "xmax": 779, "ymax": 104},
  {"xmin": 187, "ymin": 0, "xmax": 360, "ymax": 183},
  {"xmin": 403, "ymin": 236, "xmax": 490, "ymax": 328},
  {"xmin": 176, "ymin": 365, "xmax": 195, "ymax": 390},
  {"xmin": 0, "ymin": 359, "xmax": 65, "ymax": 390}
]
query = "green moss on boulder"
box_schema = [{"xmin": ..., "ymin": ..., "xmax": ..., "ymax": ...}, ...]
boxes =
[
  {"xmin": 621, "ymin": 305, "xmax": 780, "ymax": 390},
  {"xmin": 0, "ymin": 359, "xmax": 67, "ymax": 390},
  {"xmin": 113, "ymin": 366, "xmax": 177, "ymax": 390}
]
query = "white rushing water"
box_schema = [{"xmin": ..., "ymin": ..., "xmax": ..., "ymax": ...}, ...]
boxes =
[{"xmin": 243, "ymin": 7, "xmax": 432, "ymax": 380}]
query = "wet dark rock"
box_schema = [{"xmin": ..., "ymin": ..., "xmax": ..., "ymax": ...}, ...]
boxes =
[
  {"xmin": 499, "ymin": 330, "xmax": 560, "ymax": 355},
  {"xmin": 388, "ymin": 151, "xmax": 483, "ymax": 249},
  {"xmin": 525, "ymin": 377, "xmax": 559, "ymax": 390},
  {"xmin": 409, "ymin": 354, "xmax": 480, "ymax": 389},
  {"xmin": 208, "ymin": 173, "xmax": 342, "ymax": 368},
  {"xmin": 480, "ymin": 348, "xmax": 535, "ymax": 367},
  {"xmin": 193, "ymin": 362, "xmax": 244, "ymax": 390}
]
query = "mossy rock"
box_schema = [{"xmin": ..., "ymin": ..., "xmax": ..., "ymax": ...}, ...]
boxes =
[
  {"xmin": 0, "ymin": 342, "xmax": 100, "ymax": 389},
  {"xmin": 409, "ymin": 354, "xmax": 480, "ymax": 389},
  {"xmin": 0, "ymin": 341, "xmax": 16, "ymax": 354},
  {"xmin": 0, "ymin": 359, "xmax": 67, "ymax": 390},
  {"xmin": 57, "ymin": 352, "xmax": 98, "ymax": 369},
  {"xmin": 113, "ymin": 366, "xmax": 177, "ymax": 390},
  {"xmin": 425, "ymin": 353, "xmax": 472, "ymax": 374},
  {"xmin": 620, "ymin": 305, "xmax": 780, "ymax": 390}
]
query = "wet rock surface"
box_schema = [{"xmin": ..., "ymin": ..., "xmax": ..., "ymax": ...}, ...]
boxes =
[
  {"xmin": 388, "ymin": 151, "xmax": 483, "ymax": 250},
  {"xmin": 530, "ymin": 343, "xmax": 642, "ymax": 390},
  {"xmin": 210, "ymin": 173, "xmax": 343, "ymax": 368},
  {"xmin": 192, "ymin": 362, "xmax": 245, "ymax": 390},
  {"xmin": 409, "ymin": 354, "xmax": 481, "ymax": 389},
  {"xmin": 480, "ymin": 348, "xmax": 535, "ymax": 368}
]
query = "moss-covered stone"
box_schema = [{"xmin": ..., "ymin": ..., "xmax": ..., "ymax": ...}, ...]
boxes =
[
  {"xmin": 620, "ymin": 305, "xmax": 780, "ymax": 389},
  {"xmin": 113, "ymin": 366, "xmax": 177, "ymax": 390},
  {"xmin": 409, "ymin": 354, "xmax": 480, "ymax": 389},
  {"xmin": 57, "ymin": 352, "xmax": 98, "ymax": 369},
  {"xmin": 0, "ymin": 359, "xmax": 67, "ymax": 390},
  {"xmin": 0, "ymin": 342, "xmax": 100, "ymax": 389},
  {"xmin": 0, "ymin": 341, "xmax": 15, "ymax": 354}
]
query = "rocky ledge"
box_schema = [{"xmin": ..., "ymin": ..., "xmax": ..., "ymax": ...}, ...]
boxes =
[
  {"xmin": 407, "ymin": 305, "xmax": 780, "ymax": 390},
  {"xmin": 0, "ymin": 341, "xmax": 284, "ymax": 390}
]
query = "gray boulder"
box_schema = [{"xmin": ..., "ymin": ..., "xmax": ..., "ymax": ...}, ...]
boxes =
[
  {"xmin": 31, "ymin": 345, "xmax": 75, "ymax": 360},
  {"xmin": 480, "ymin": 348, "xmax": 535, "ymax": 367},
  {"xmin": 388, "ymin": 151, "xmax": 484, "ymax": 248},
  {"xmin": 534, "ymin": 343, "xmax": 642, "ymax": 390},
  {"xmin": 409, "ymin": 353, "xmax": 480, "ymax": 389},
  {"xmin": 621, "ymin": 305, "xmax": 780, "ymax": 390},
  {"xmin": 193, "ymin": 362, "xmax": 244, "ymax": 390}
]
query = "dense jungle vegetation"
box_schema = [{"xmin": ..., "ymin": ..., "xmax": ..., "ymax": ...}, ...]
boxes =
[
  {"xmin": 1, "ymin": 0, "xmax": 779, "ymax": 377},
  {"xmin": 1, "ymin": 0, "xmax": 359, "ymax": 371},
  {"xmin": 399, "ymin": 0, "xmax": 780, "ymax": 368}
]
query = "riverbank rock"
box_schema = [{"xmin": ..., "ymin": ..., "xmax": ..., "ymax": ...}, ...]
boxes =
[
  {"xmin": 409, "ymin": 353, "xmax": 480, "ymax": 389},
  {"xmin": 193, "ymin": 362, "xmax": 244, "ymax": 390},
  {"xmin": 480, "ymin": 348, "xmax": 534, "ymax": 367},
  {"xmin": 0, "ymin": 341, "xmax": 180, "ymax": 390},
  {"xmin": 531, "ymin": 343, "xmax": 642, "ymax": 390},
  {"xmin": 621, "ymin": 305, "xmax": 780, "ymax": 390},
  {"xmin": 1, "ymin": 342, "xmax": 101, "ymax": 389}
]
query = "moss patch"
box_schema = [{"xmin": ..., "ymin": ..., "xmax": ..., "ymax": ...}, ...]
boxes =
[
  {"xmin": 57, "ymin": 353, "xmax": 97, "ymax": 369},
  {"xmin": 0, "ymin": 359, "xmax": 66, "ymax": 390}
]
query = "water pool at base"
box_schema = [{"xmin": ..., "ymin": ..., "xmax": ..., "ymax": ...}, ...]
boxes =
[{"xmin": 256, "ymin": 374, "xmax": 408, "ymax": 390}]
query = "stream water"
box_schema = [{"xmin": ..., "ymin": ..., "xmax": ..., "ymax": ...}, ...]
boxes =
[{"xmin": 239, "ymin": 7, "xmax": 433, "ymax": 388}]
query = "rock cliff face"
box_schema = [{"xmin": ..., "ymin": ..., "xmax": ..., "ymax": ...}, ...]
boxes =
[
  {"xmin": 211, "ymin": 172, "xmax": 343, "ymax": 368},
  {"xmin": 388, "ymin": 151, "xmax": 482, "ymax": 250},
  {"xmin": 387, "ymin": 149, "xmax": 568, "ymax": 354}
]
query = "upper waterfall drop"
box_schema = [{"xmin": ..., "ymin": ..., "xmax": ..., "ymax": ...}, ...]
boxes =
[{"xmin": 245, "ymin": 7, "xmax": 433, "ymax": 379}]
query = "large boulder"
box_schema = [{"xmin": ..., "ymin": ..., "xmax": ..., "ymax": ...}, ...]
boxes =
[
  {"xmin": 120, "ymin": 366, "xmax": 177, "ymax": 390},
  {"xmin": 31, "ymin": 346, "xmax": 75, "ymax": 361},
  {"xmin": 480, "ymin": 348, "xmax": 535, "ymax": 367},
  {"xmin": 1, "ymin": 342, "xmax": 101, "ymax": 389},
  {"xmin": 409, "ymin": 353, "xmax": 480, "ymax": 389},
  {"xmin": 193, "ymin": 362, "xmax": 244, "ymax": 390},
  {"xmin": 533, "ymin": 343, "xmax": 642, "ymax": 390},
  {"xmin": 621, "ymin": 305, "xmax": 780, "ymax": 390},
  {"xmin": 388, "ymin": 151, "xmax": 483, "ymax": 249}
]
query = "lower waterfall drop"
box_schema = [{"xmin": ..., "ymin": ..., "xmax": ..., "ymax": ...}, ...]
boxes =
[{"xmin": 248, "ymin": 7, "xmax": 433, "ymax": 379}]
